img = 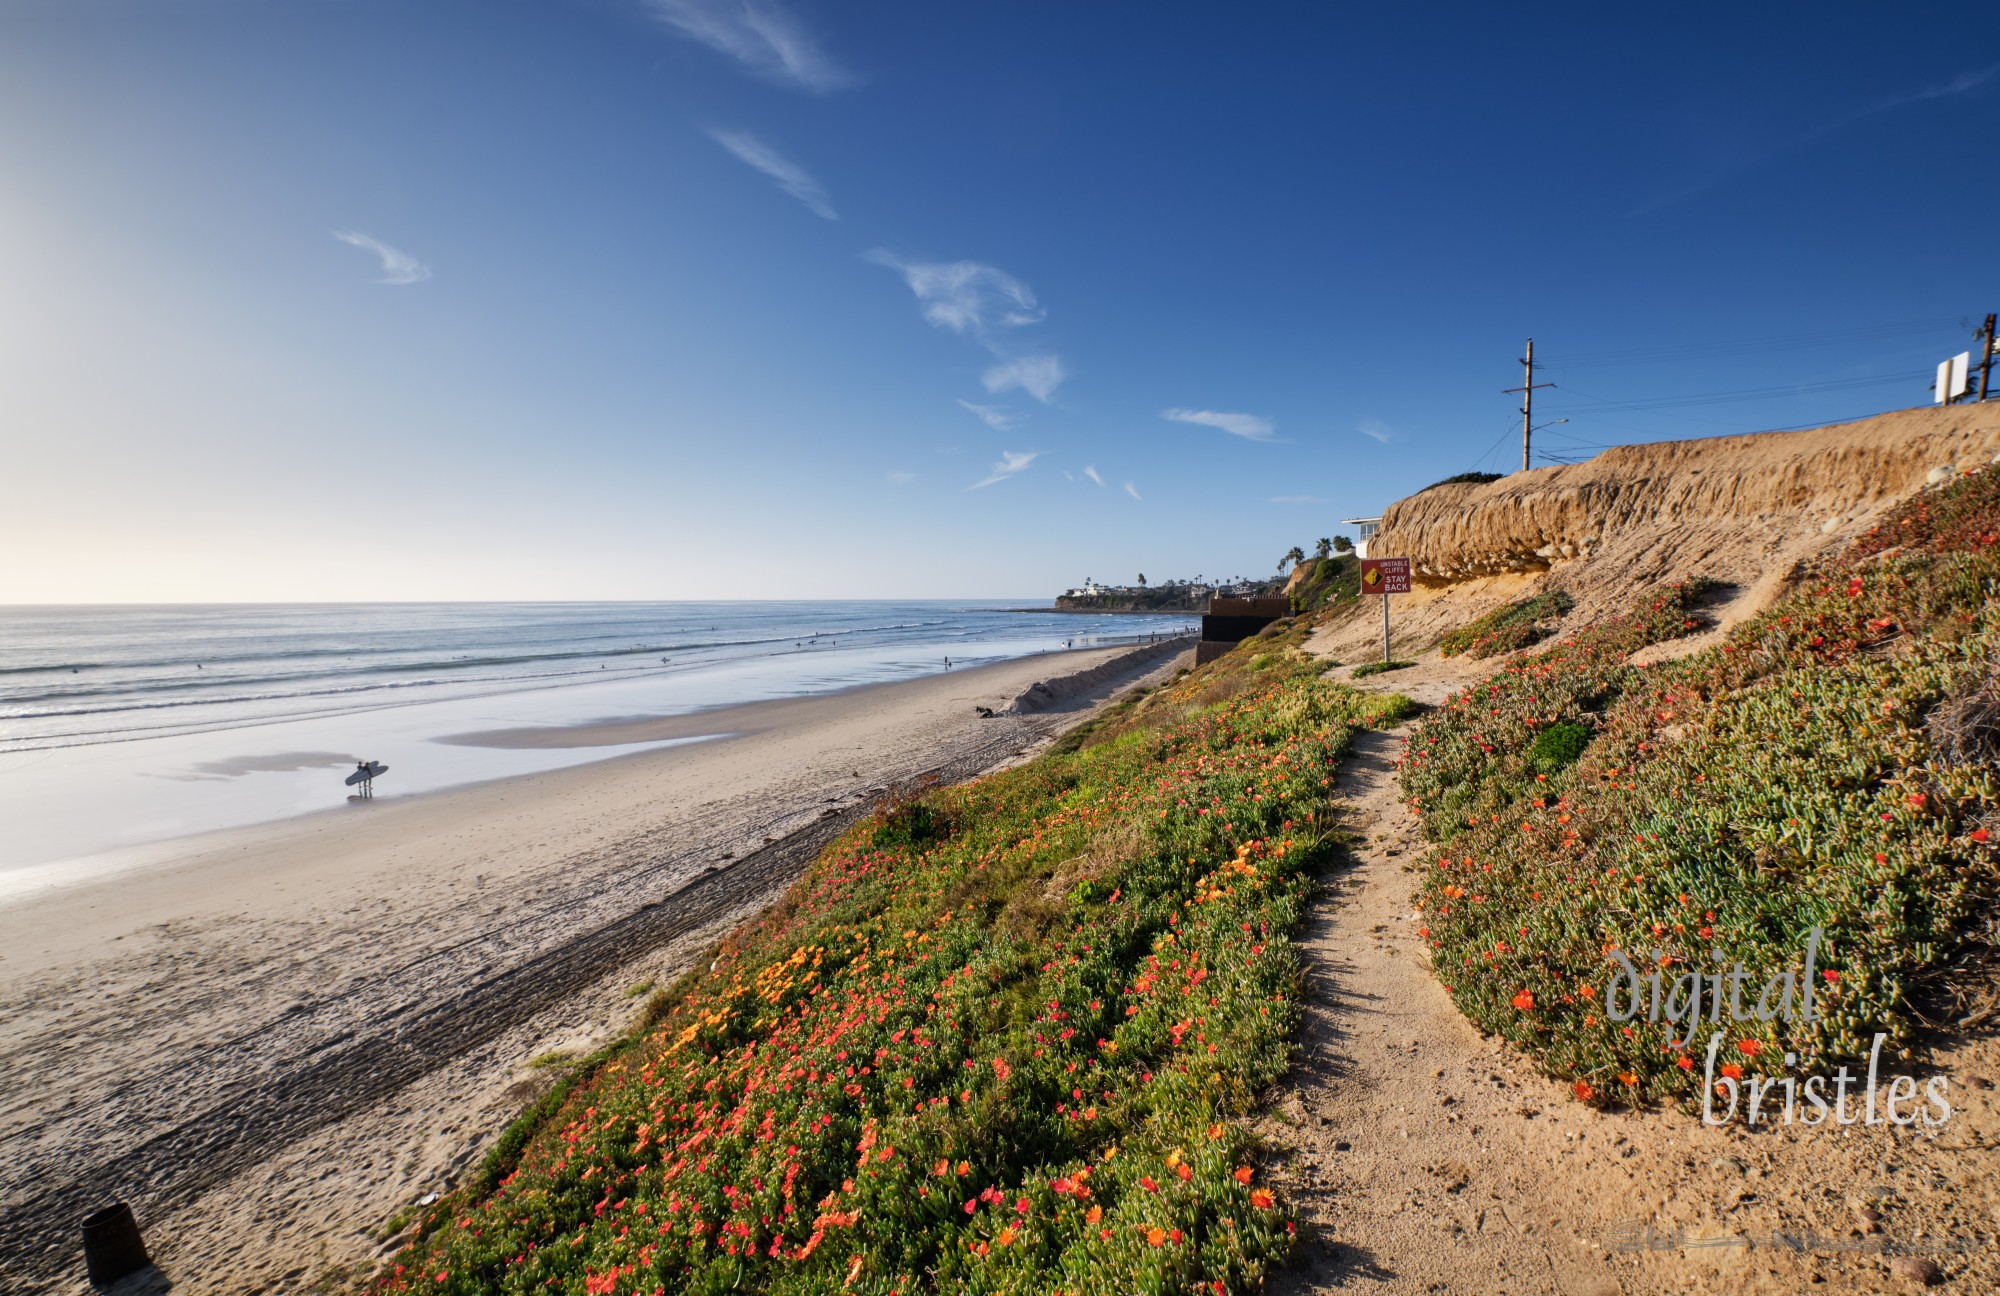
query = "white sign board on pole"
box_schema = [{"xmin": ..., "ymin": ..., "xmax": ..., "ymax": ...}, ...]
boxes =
[
  {"xmin": 1950, "ymin": 352, "xmax": 1972, "ymax": 401},
  {"xmin": 1938, "ymin": 359, "xmax": 1953, "ymax": 404}
]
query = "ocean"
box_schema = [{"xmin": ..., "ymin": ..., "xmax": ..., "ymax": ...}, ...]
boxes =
[{"xmin": 0, "ymin": 601, "xmax": 1195, "ymax": 884}]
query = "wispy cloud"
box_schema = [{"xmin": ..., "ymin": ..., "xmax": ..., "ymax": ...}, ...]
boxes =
[
  {"xmin": 1804, "ymin": 62, "xmax": 2000, "ymax": 141},
  {"xmin": 967, "ymin": 449, "xmax": 1038, "ymax": 491},
  {"xmin": 332, "ymin": 230, "xmax": 430, "ymax": 285},
  {"xmin": 1633, "ymin": 62, "xmax": 2000, "ymax": 215},
  {"xmin": 1161, "ymin": 407, "xmax": 1273, "ymax": 442},
  {"xmin": 706, "ymin": 128, "xmax": 836, "ymax": 219},
  {"xmin": 983, "ymin": 355, "xmax": 1066, "ymax": 403},
  {"xmin": 867, "ymin": 250, "xmax": 1067, "ymax": 406},
  {"xmin": 642, "ymin": 0, "xmax": 853, "ymax": 92},
  {"xmin": 1082, "ymin": 465, "xmax": 1105, "ymax": 487},
  {"xmin": 886, "ymin": 470, "xmax": 915, "ymax": 484},
  {"xmin": 1269, "ymin": 495, "xmax": 1326, "ymax": 505},
  {"xmin": 1357, "ymin": 418, "xmax": 1392, "ymax": 443},
  {"xmin": 957, "ymin": 400, "xmax": 1022, "ymax": 431},
  {"xmin": 865, "ymin": 252, "xmax": 1044, "ymax": 337},
  {"xmin": 1123, "ymin": 481, "xmax": 1141, "ymax": 500}
]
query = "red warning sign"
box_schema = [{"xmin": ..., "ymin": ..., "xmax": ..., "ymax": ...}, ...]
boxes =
[{"xmin": 1359, "ymin": 557, "xmax": 1411, "ymax": 595}]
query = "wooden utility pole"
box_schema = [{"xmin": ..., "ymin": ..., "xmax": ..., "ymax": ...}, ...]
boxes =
[
  {"xmin": 1981, "ymin": 314, "xmax": 1996, "ymax": 402},
  {"xmin": 1502, "ymin": 339, "xmax": 1556, "ymax": 471}
]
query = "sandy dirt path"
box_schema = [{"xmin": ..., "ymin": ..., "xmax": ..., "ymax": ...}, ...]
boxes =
[
  {"xmin": 1, "ymin": 641, "xmax": 1188, "ymax": 1295},
  {"xmin": 1265, "ymin": 659, "xmax": 2000, "ymax": 1296}
]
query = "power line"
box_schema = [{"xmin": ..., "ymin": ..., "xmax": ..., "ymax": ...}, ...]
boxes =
[
  {"xmin": 1468, "ymin": 416, "xmax": 1522, "ymax": 474},
  {"xmin": 1547, "ymin": 370, "xmax": 1924, "ymax": 415},
  {"xmin": 1545, "ymin": 317, "xmax": 1961, "ymax": 368},
  {"xmin": 1547, "ymin": 398, "xmax": 1923, "ymax": 447}
]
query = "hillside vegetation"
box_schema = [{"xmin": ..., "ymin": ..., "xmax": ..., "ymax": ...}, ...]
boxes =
[
  {"xmin": 1436, "ymin": 590, "xmax": 1573, "ymax": 659},
  {"xmin": 374, "ymin": 642, "xmax": 1409, "ymax": 1295},
  {"xmin": 1281, "ymin": 556, "xmax": 1360, "ymax": 613},
  {"xmin": 1400, "ymin": 465, "xmax": 2000, "ymax": 1105}
]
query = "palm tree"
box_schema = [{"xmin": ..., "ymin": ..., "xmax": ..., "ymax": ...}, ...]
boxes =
[
  {"xmin": 1314, "ymin": 537, "xmax": 1333, "ymax": 560},
  {"xmin": 1333, "ymin": 535, "xmax": 1354, "ymax": 554},
  {"xmin": 1278, "ymin": 546, "xmax": 1306, "ymax": 572}
]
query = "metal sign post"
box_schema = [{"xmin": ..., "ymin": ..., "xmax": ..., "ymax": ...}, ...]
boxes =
[{"xmin": 1358, "ymin": 558, "xmax": 1412, "ymax": 663}]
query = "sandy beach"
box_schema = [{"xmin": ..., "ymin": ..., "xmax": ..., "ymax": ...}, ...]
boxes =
[{"xmin": 0, "ymin": 640, "xmax": 1190, "ymax": 1294}]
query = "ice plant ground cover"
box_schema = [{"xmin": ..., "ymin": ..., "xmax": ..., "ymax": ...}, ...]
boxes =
[
  {"xmin": 1436, "ymin": 590, "xmax": 1575, "ymax": 660},
  {"xmin": 374, "ymin": 646, "xmax": 1410, "ymax": 1294},
  {"xmin": 1403, "ymin": 466, "xmax": 2000, "ymax": 1106}
]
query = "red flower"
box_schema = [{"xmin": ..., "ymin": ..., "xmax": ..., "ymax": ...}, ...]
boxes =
[
  {"xmin": 1511, "ymin": 991, "xmax": 1535, "ymax": 1011},
  {"xmin": 1676, "ymin": 1055, "xmax": 1695, "ymax": 1072},
  {"xmin": 1736, "ymin": 1039, "xmax": 1762, "ymax": 1056}
]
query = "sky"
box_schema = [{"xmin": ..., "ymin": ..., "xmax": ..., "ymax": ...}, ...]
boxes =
[{"xmin": 2, "ymin": 0, "xmax": 1997, "ymax": 602}]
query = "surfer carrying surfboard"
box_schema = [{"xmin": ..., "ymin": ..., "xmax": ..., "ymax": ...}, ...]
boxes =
[{"xmin": 346, "ymin": 759, "xmax": 389, "ymax": 798}]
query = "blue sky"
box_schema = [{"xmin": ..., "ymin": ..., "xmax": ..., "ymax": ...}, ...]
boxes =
[{"xmin": 3, "ymin": 0, "xmax": 1995, "ymax": 602}]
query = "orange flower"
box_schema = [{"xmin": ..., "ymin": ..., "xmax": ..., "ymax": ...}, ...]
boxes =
[
  {"xmin": 1736, "ymin": 1039, "xmax": 1762, "ymax": 1056},
  {"xmin": 1250, "ymin": 1188, "xmax": 1275, "ymax": 1209},
  {"xmin": 1618, "ymin": 1072, "xmax": 1639, "ymax": 1087},
  {"xmin": 996, "ymin": 1226, "xmax": 1017, "ymax": 1247},
  {"xmin": 1146, "ymin": 1227, "xmax": 1167, "ymax": 1247},
  {"xmin": 1719, "ymin": 1063, "xmax": 1743, "ymax": 1080},
  {"xmin": 1084, "ymin": 1205, "xmax": 1102, "ymax": 1225},
  {"xmin": 1511, "ymin": 990, "xmax": 1535, "ymax": 1011},
  {"xmin": 1572, "ymin": 1080, "xmax": 1594, "ymax": 1101},
  {"xmin": 1233, "ymin": 1166, "xmax": 1253, "ymax": 1185}
]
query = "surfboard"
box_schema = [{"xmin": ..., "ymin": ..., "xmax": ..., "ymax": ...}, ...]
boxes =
[{"xmin": 344, "ymin": 761, "xmax": 388, "ymax": 786}]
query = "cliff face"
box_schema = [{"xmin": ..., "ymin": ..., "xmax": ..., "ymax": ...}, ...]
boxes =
[
  {"xmin": 1371, "ymin": 405, "xmax": 2000, "ymax": 584},
  {"xmin": 1311, "ymin": 404, "xmax": 2000, "ymax": 662}
]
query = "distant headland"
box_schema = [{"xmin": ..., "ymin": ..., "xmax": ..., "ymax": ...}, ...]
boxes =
[{"xmin": 1048, "ymin": 576, "xmax": 1266, "ymax": 613}]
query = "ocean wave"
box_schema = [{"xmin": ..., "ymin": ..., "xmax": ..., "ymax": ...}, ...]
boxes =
[
  {"xmin": 0, "ymin": 619, "xmax": 980, "ymax": 699},
  {"xmin": 0, "ymin": 604, "xmax": 1152, "ymax": 752}
]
